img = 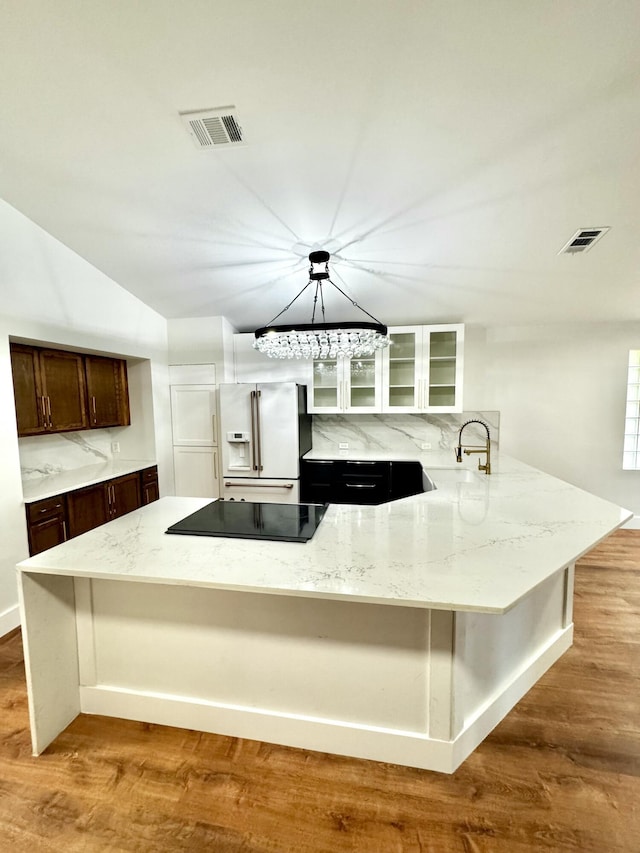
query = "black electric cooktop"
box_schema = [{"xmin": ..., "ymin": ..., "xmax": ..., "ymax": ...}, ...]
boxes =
[{"xmin": 165, "ymin": 500, "xmax": 328, "ymax": 543}]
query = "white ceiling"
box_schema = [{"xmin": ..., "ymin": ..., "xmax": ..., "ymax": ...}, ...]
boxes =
[{"xmin": 1, "ymin": 1, "xmax": 639, "ymax": 332}]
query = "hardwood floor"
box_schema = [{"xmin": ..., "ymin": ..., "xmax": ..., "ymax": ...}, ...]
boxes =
[{"xmin": 1, "ymin": 530, "xmax": 638, "ymax": 852}]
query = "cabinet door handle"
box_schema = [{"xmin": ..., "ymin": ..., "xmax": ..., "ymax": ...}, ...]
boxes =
[
  {"xmin": 62, "ymin": 521, "xmax": 68, "ymax": 541},
  {"xmin": 40, "ymin": 396, "xmax": 47, "ymax": 427},
  {"xmin": 345, "ymin": 483, "xmax": 376, "ymax": 489},
  {"xmin": 91, "ymin": 395, "xmax": 97, "ymax": 423},
  {"xmin": 46, "ymin": 396, "xmax": 52, "ymax": 427}
]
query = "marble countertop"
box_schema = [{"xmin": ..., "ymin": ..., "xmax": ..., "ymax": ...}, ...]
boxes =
[
  {"xmin": 22, "ymin": 459, "xmax": 157, "ymax": 503},
  {"xmin": 17, "ymin": 453, "xmax": 632, "ymax": 614}
]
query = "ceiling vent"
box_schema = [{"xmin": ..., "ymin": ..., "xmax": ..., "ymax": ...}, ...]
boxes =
[
  {"xmin": 180, "ymin": 107, "xmax": 245, "ymax": 149},
  {"xmin": 558, "ymin": 227, "xmax": 610, "ymax": 255}
]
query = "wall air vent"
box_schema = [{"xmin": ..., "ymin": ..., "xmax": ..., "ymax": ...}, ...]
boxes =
[
  {"xmin": 558, "ymin": 227, "xmax": 610, "ymax": 255},
  {"xmin": 179, "ymin": 107, "xmax": 245, "ymax": 149}
]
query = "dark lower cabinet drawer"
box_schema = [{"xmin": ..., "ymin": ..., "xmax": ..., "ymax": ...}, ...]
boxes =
[
  {"xmin": 26, "ymin": 493, "xmax": 68, "ymax": 556},
  {"xmin": 338, "ymin": 460, "xmax": 390, "ymax": 504},
  {"xmin": 26, "ymin": 494, "xmax": 66, "ymax": 523}
]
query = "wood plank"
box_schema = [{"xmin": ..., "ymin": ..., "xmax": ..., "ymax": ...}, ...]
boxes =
[{"xmin": 0, "ymin": 529, "xmax": 639, "ymax": 851}]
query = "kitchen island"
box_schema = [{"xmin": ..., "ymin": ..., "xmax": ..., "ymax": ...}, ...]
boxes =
[{"xmin": 17, "ymin": 454, "xmax": 632, "ymax": 772}]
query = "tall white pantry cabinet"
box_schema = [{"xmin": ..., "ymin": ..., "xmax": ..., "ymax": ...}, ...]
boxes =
[{"xmin": 169, "ymin": 364, "xmax": 220, "ymax": 498}]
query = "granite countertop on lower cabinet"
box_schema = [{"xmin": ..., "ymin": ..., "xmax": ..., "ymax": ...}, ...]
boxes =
[
  {"xmin": 22, "ymin": 459, "xmax": 157, "ymax": 504},
  {"xmin": 18, "ymin": 453, "xmax": 632, "ymax": 614}
]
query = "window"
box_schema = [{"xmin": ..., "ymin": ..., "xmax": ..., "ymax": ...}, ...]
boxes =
[{"xmin": 623, "ymin": 350, "xmax": 640, "ymax": 469}]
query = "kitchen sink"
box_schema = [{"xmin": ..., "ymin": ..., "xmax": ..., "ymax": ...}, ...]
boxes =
[{"xmin": 430, "ymin": 468, "xmax": 484, "ymax": 486}]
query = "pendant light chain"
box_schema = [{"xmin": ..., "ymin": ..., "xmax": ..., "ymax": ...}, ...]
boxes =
[
  {"xmin": 324, "ymin": 276, "xmax": 385, "ymax": 326},
  {"xmin": 263, "ymin": 280, "xmax": 312, "ymax": 327},
  {"xmin": 253, "ymin": 250, "xmax": 389, "ymax": 359}
]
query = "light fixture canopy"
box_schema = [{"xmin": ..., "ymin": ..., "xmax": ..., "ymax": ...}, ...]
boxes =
[{"xmin": 254, "ymin": 251, "xmax": 389, "ymax": 359}]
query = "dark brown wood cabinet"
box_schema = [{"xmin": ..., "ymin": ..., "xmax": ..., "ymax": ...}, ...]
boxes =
[
  {"xmin": 10, "ymin": 344, "xmax": 88, "ymax": 435},
  {"xmin": 85, "ymin": 355, "xmax": 130, "ymax": 428},
  {"xmin": 40, "ymin": 349, "xmax": 88, "ymax": 432},
  {"xmin": 108, "ymin": 473, "xmax": 141, "ymax": 520},
  {"xmin": 10, "ymin": 343, "xmax": 130, "ymax": 438},
  {"xmin": 66, "ymin": 482, "xmax": 109, "ymax": 538},
  {"xmin": 10, "ymin": 345, "xmax": 44, "ymax": 435},
  {"xmin": 26, "ymin": 495, "xmax": 68, "ymax": 556},
  {"xmin": 140, "ymin": 466, "xmax": 159, "ymax": 504}
]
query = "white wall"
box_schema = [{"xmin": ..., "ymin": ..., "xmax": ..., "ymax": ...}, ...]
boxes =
[
  {"xmin": 167, "ymin": 316, "xmax": 236, "ymax": 380},
  {"xmin": 0, "ymin": 199, "xmax": 171, "ymax": 634},
  {"xmin": 464, "ymin": 322, "xmax": 640, "ymax": 517}
]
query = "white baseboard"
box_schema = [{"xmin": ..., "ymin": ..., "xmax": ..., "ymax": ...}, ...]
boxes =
[
  {"xmin": 0, "ymin": 604, "xmax": 20, "ymax": 637},
  {"xmin": 623, "ymin": 516, "xmax": 640, "ymax": 530}
]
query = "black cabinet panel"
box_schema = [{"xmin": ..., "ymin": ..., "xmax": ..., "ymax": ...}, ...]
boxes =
[
  {"xmin": 389, "ymin": 461, "xmax": 429, "ymax": 500},
  {"xmin": 300, "ymin": 460, "xmax": 336, "ymax": 504},
  {"xmin": 301, "ymin": 459, "xmax": 424, "ymax": 505}
]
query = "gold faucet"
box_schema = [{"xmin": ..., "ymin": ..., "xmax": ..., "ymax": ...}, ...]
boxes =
[{"xmin": 455, "ymin": 419, "xmax": 491, "ymax": 474}]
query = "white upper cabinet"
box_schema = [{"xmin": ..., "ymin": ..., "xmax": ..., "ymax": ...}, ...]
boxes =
[
  {"xmin": 307, "ymin": 353, "xmax": 384, "ymax": 413},
  {"xmin": 307, "ymin": 324, "xmax": 464, "ymax": 414},
  {"xmin": 381, "ymin": 324, "xmax": 464, "ymax": 413}
]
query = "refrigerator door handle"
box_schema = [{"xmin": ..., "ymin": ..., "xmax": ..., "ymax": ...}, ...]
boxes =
[
  {"xmin": 250, "ymin": 390, "xmax": 258, "ymax": 471},
  {"xmin": 255, "ymin": 389, "xmax": 263, "ymax": 471},
  {"xmin": 225, "ymin": 482, "xmax": 294, "ymax": 489}
]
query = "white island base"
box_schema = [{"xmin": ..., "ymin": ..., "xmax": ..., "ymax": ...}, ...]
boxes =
[{"xmin": 19, "ymin": 564, "xmax": 573, "ymax": 773}]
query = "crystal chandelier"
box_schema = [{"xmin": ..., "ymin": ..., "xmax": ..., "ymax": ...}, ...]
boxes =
[{"xmin": 253, "ymin": 250, "xmax": 390, "ymax": 359}]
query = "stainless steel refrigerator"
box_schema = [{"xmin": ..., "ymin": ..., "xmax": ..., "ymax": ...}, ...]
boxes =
[{"xmin": 219, "ymin": 382, "xmax": 312, "ymax": 503}]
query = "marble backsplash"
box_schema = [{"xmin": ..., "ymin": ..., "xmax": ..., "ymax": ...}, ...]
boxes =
[
  {"xmin": 19, "ymin": 413, "xmax": 499, "ymax": 480},
  {"xmin": 311, "ymin": 412, "xmax": 500, "ymax": 455},
  {"xmin": 19, "ymin": 429, "xmax": 118, "ymax": 480}
]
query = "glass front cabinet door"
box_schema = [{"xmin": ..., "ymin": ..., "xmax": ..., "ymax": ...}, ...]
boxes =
[
  {"xmin": 382, "ymin": 324, "xmax": 464, "ymax": 413},
  {"xmin": 308, "ymin": 353, "xmax": 383, "ymax": 413}
]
